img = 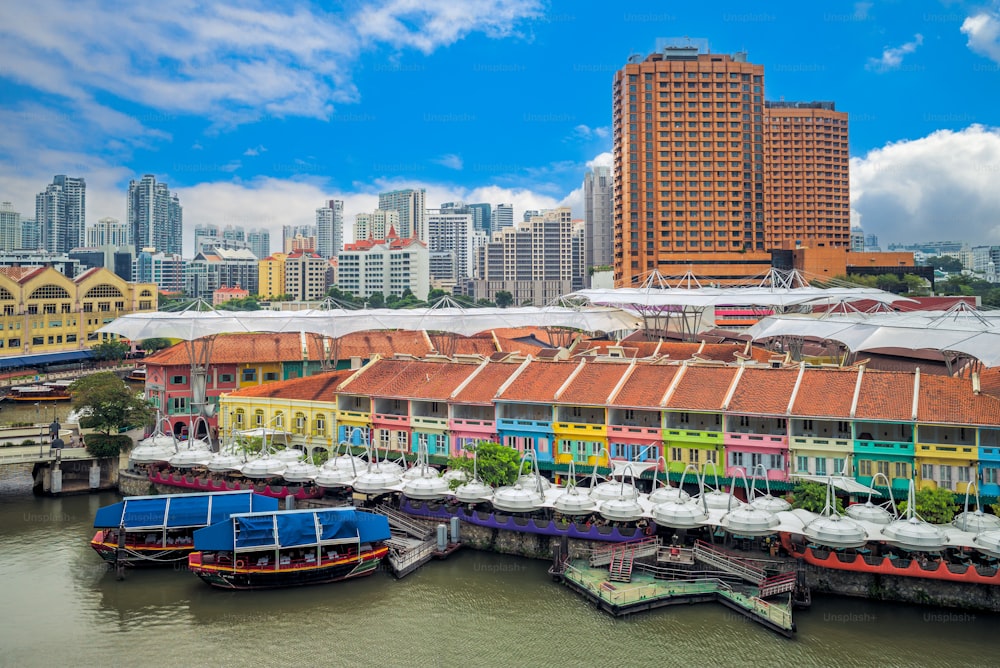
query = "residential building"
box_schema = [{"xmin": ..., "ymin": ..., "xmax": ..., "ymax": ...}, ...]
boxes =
[
  {"xmin": 315, "ymin": 199, "xmax": 344, "ymax": 259},
  {"xmin": 426, "ymin": 209, "xmax": 474, "ymax": 287},
  {"xmin": 213, "ymin": 285, "xmax": 249, "ymax": 306},
  {"xmin": 0, "ymin": 265, "xmax": 156, "ymax": 367},
  {"xmin": 87, "ymin": 217, "xmax": 130, "ymax": 247},
  {"xmin": 0, "ymin": 202, "xmax": 21, "ymax": 251},
  {"xmin": 338, "ymin": 228, "xmax": 429, "ymax": 300},
  {"xmin": 467, "ymin": 203, "xmax": 492, "ymax": 234},
  {"xmin": 282, "ymin": 224, "xmax": 317, "ymax": 252},
  {"xmin": 763, "ymin": 101, "xmax": 850, "ymax": 250},
  {"xmin": 865, "ymin": 233, "xmax": 881, "ymax": 252},
  {"xmin": 258, "ymin": 253, "xmax": 289, "ymax": 299},
  {"xmin": 69, "ymin": 246, "xmax": 135, "ymax": 281},
  {"xmin": 354, "ymin": 209, "xmax": 399, "ymax": 242},
  {"xmin": 583, "ymin": 165, "xmax": 613, "ymax": 283},
  {"xmin": 194, "ymin": 223, "xmax": 253, "ymax": 254},
  {"xmin": 571, "ymin": 220, "xmax": 586, "ymax": 291},
  {"xmin": 612, "ymin": 45, "xmax": 850, "ymax": 286},
  {"xmin": 284, "ymin": 250, "xmax": 328, "ymax": 301},
  {"xmin": 0, "ymin": 250, "xmax": 82, "ymax": 277},
  {"xmin": 184, "ymin": 247, "xmax": 259, "ymax": 300},
  {"xmin": 247, "ymin": 228, "xmax": 270, "ymax": 260},
  {"xmin": 378, "ymin": 189, "xmax": 426, "ymax": 240},
  {"xmin": 471, "ymin": 207, "xmax": 579, "ymax": 305},
  {"xmin": 850, "ymin": 227, "xmax": 865, "ymax": 253},
  {"xmin": 36, "ymin": 175, "xmax": 86, "ymax": 254},
  {"xmin": 285, "ymin": 234, "xmax": 317, "ymax": 254},
  {"xmin": 133, "ymin": 249, "xmax": 185, "ymax": 293},
  {"xmin": 491, "ymin": 203, "xmax": 514, "ymax": 232},
  {"xmin": 523, "ymin": 209, "xmax": 540, "ymax": 223},
  {"xmin": 127, "ymin": 174, "xmax": 182, "ymax": 255},
  {"xmin": 21, "ymin": 218, "xmax": 40, "ymax": 250},
  {"xmin": 972, "ymin": 246, "xmax": 1000, "ymax": 282}
]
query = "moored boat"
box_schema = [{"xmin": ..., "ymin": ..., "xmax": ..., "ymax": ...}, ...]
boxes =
[
  {"xmin": 6, "ymin": 383, "xmax": 72, "ymax": 402},
  {"xmin": 91, "ymin": 490, "xmax": 278, "ymax": 566},
  {"xmin": 127, "ymin": 366, "xmax": 146, "ymax": 382},
  {"xmin": 187, "ymin": 507, "xmax": 390, "ymax": 590}
]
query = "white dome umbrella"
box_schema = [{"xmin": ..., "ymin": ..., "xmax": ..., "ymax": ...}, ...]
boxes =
[
  {"xmin": 881, "ymin": 481, "xmax": 948, "ymax": 551},
  {"xmin": 695, "ymin": 463, "xmax": 743, "ymax": 511},
  {"xmin": 443, "ymin": 469, "xmax": 469, "ymax": 484},
  {"xmin": 314, "ymin": 467, "xmax": 357, "ymax": 488},
  {"xmin": 324, "ymin": 441, "xmax": 367, "ymax": 472},
  {"xmin": 648, "ymin": 459, "xmax": 692, "ymax": 505},
  {"xmin": 597, "ymin": 467, "xmax": 645, "ymax": 523},
  {"xmin": 352, "ymin": 468, "xmax": 403, "ymax": 495},
  {"xmin": 720, "ymin": 469, "xmax": 779, "ymax": 537},
  {"xmin": 747, "ymin": 464, "xmax": 791, "ymax": 513},
  {"xmin": 403, "ymin": 475, "xmax": 451, "ymax": 500},
  {"xmin": 653, "ymin": 499, "xmax": 709, "ymax": 529},
  {"xmin": 402, "ymin": 438, "xmax": 440, "ymax": 480},
  {"xmin": 973, "ymin": 530, "xmax": 1000, "ymax": 559},
  {"xmin": 169, "ymin": 449, "xmax": 212, "ymax": 468},
  {"xmin": 517, "ymin": 471, "xmax": 551, "ymax": 491},
  {"xmin": 240, "ymin": 456, "xmax": 287, "ymax": 479},
  {"xmin": 492, "ymin": 449, "xmax": 545, "ymax": 513},
  {"xmin": 952, "ymin": 483, "xmax": 1000, "ymax": 533},
  {"xmin": 845, "ymin": 472, "xmax": 896, "ymax": 525},
  {"xmin": 274, "ymin": 448, "xmax": 307, "ymax": 464},
  {"xmin": 552, "ymin": 460, "xmax": 597, "ymax": 516},
  {"xmin": 586, "ymin": 447, "xmax": 637, "ymax": 501},
  {"xmin": 800, "ymin": 478, "xmax": 869, "ymax": 549},
  {"xmin": 282, "ymin": 461, "xmax": 320, "ymax": 483},
  {"xmin": 206, "ymin": 452, "xmax": 246, "ymax": 472},
  {"xmin": 454, "ymin": 448, "xmax": 493, "ymax": 504}
]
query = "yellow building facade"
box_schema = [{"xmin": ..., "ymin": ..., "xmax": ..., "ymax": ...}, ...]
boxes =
[{"xmin": 258, "ymin": 253, "xmax": 288, "ymax": 299}]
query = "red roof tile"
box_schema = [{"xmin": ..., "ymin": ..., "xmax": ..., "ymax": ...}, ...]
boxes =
[
  {"xmin": 497, "ymin": 360, "xmax": 577, "ymax": 403},
  {"xmin": 790, "ymin": 368, "xmax": 858, "ymax": 418},
  {"xmin": 728, "ymin": 368, "xmax": 799, "ymax": 415},
  {"xmin": 0, "ymin": 266, "xmax": 45, "ymax": 283},
  {"xmin": 451, "ymin": 362, "xmax": 522, "ymax": 404},
  {"xmin": 227, "ymin": 369, "xmax": 354, "ymax": 401},
  {"xmin": 338, "ymin": 359, "xmax": 478, "ymax": 400},
  {"xmin": 667, "ymin": 366, "xmax": 739, "ymax": 411},
  {"xmin": 854, "ymin": 370, "xmax": 914, "ymax": 421},
  {"xmin": 917, "ymin": 373, "xmax": 1000, "ymax": 426},
  {"xmin": 557, "ymin": 362, "xmax": 631, "ymax": 405},
  {"xmin": 610, "ymin": 365, "xmax": 680, "ymax": 408},
  {"xmin": 146, "ymin": 333, "xmax": 323, "ymax": 366}
]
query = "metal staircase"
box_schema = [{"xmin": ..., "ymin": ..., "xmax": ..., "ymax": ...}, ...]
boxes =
[
  {"xmin": 692, "ymin": 540, "xmax": 766, "ymax": 585},
  {"xmin": 589, "ymin": 536, "xmax": 660, "ymax": 567},
  {"xmin": 758, "ymin": 571, "xmax": 797, "ymax": 598},
  {"xmin": 608, "ymin": 544, "xmax": 635, "ymax": 582},
  {"xmin": 372, "ymin": 504, "xmax": 434, "ymax": 539}
]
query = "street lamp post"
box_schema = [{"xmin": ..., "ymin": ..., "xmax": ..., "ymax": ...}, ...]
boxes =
[{"xmin": 36, "ymin": 402, "xmax": 43, "ymax": 458}]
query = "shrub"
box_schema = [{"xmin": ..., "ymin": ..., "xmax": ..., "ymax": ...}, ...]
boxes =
[{"xmin": 84, "ymin": 433, "xmax": 134, "ymax": 458}]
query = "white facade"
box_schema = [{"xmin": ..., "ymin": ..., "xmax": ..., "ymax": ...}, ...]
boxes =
[
  {"xmin": 87, "ymin": 217, "xmax": 130, "ymax": 248},
  {"xmin": 127, "ymin": 174, "xmax": 181, "ymax": 255},
  {"xmin": 354, "ymin": 209, "xmax": 399, "ymax": 242},
  {"xmin": 583, "ymin": 165, "xmax": 613, "ymax": 283},
  {"xmin": 426, "ymin": 210, "xmax": 473, "ymax": 284},
  {"xmin": 337, "ymin": 238, "xmax": 429, "ymax": 300},
  {"xmin": 0, "ymin": 202, "xmax": 21, "ymax": 251},
  {"xmin": 284, "ymin": 252, "xmax": 328, "ymax": 301},
  {"xmin": 315, "ymin": 199, "xmax": 344, "ymax": 259},
  {"xmin": 36, "ymin": 175, "xmax": 86, "ymax": 254},
  {"xmin": 491, "ymin": 203, "xmax": 513, "ymax": 232},
  {"xmin": 378, "ymin": 189, "xmax": 426, "ymax": 240},
  {"xmin": 133, "ymin": 249, "xmax": 185, "ymax": 293}
]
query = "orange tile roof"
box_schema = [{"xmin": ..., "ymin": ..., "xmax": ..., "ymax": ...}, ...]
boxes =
[
  {"xmin": 667, "ymin": 366, "xmax": 739, "ymax": 411},
  {"xmin": 854, "ymin": 370, "xmax": 914, "ymax": 421},
  {"xmin": 979, "ymin": 368, "xmax": 1000, "ymax": 400},
  {"xmin": 497, "ymin": 360, "xmax": 577, "ymax": 403},
  {"xmin": 917, "ymin": 373, "xmax": 1000, "ymax": 426},
  {"xmin": 728, "ymin": 368, "xmax": 799, "ymax": 415},
  {"xmin": 790, "ymin": 368, "xmax": 859, "ymax": 418},
  {"xmin": 610, "ymin": 364, "xmax": 680, "ymax": 408},
  {"xmin": 338, "ymin": 359, "xmax": 478, "ymax": 400},
  {"xmin": 227, "ymin": 369, "xmax": 354, "ymax": 400},
  {"xmin": 333, "ymin": 331, "xmax": 432, "ymax": 359},
  {"xmin": 0, "ymin": 266, "xmax": 45, "ymax": 283},
  {"xmin": 484, "ymin": 327, "xmax": 559, "ymax": 347},
  {"xmin": 557, "ymin": 362, "xmax": 631, "ymax": 405},
  {"xmin": 451, "ymin": 362, "xmax": 522, "ymax": 404},
  {"xmin": 146, "ymin": 333, "xmax": 324, "ymax": 366}
]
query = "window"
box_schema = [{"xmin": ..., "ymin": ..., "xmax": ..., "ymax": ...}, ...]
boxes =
[
  {"xmin": 254, "ymin": 410, "xmax": 264, "ymax": 426},
  {"xmin": 796, "ymin": 456, "xmax": 809, "ymax": 473},
  {"xmin": 7, "ymin": 338, "xmax": 19, "ymax": 348},
  {"xmin": 170, "ymin": 375, "xmax": 186, "ymax": 385},
  {"xmin": 940, "ymin": 466, "xmax": 952, "ymax": 488},
  {"xmin": 32, "ymin": 336, "xmax": 44, "ymax": 346},
  {"xmin": 274, "ymin": 412, "xmax": 284, "ymax": 428},
  {"xmin": 876, "ymin": 461, "xmax": 889, "ymax": 477},
  {"xmin": 218, "ymin": 374, "xmax": 234, "ymax": 383},
  {"xmin": 958, "ymin": 467, "xmax": 971, "ymax": 483},
  {"xmin": 921, "ymin": 463, "xmax": 933, "ymax": 480},
  {"xmin": 234, "ymin": 409, "xmax": 245, "ymax": 426},
  {"xmin": 729, "ymin": 451, "xmax": 744, "ymax": 467},
  {"xmin": 815, "ymin": 458, "xmax": 827, "ymax": 476},
  {"xmin": 314, "ymin": 415, "xmax": 326, "ymax": 436},
  {"xmin": 670, "ymin": 447, "xmax": 682, "ymax": 461},
  {"xmin": 264, "ymin": 372, "xmax": 279, "ymax": 381},
  {"xmin": 690, "ymin": 448, "xmax": 700, "ymax": 464},
  {"xmin": 571, "ymin": 406, "xmax": 582, "ymax": 419},
  {"xmin": 859, "ymin": 460, "xmax": 872, "ymax": 476},
  {"xmin": 705, "ymin": 450, "xmax": 717, "ymax": 464},
  {"xmin": 985, "ymin": 468, "xmax": 998, "ymax": 485},
  {"xmin": 242, "ymin": 368, "xmax": 257, "ymax": 382},
  {"xmin": 894, "ymin": 462, "xmax": 908, "ymax": 479},
  {"xmin": 170, "ymin": 397, "xmax": 186, "ymax": 413},
  {"xmin": 833, "ymin": 458, "xmax": 845, "ymax": 476},
  {"xmin": 767, "ymin": 454, "xmax": 782, "ymax": 470},
  {"xmin": 294, "ymin": 413, "xmax": 306, "ymax": 434}
]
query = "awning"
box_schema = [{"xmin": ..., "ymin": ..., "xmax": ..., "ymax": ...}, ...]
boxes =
[
  {"xmin": 791, "ymin": 473, "xmax": 882, "ymax": 496},
  {"xmin": 0, "ymin": 349, "xmax": 93, "ymax": 370}
]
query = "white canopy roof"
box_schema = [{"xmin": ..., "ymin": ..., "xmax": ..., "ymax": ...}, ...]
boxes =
[
  {"xmin": 97, "ymin": 305, "xmax": 642, "ymax": 341},
  {"xmin": 746, "ymin": 307, "xmax": 1000, "ymax": 367}
]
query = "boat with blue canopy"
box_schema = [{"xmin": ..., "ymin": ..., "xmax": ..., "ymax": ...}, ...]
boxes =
[
  {"xmin": 90, "ymin": 490, "xmax": 278, "ymax": 566},
  {"xmin": 187, "ymin": 507, "xmax": 390, "ymax": 590}
]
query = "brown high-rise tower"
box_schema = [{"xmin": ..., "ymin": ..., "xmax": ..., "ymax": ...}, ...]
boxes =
[{"xmin": 612, "ymin": 45, "xmax": 850, "ymax": 287}]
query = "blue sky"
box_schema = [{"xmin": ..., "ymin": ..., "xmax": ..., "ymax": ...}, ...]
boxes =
[{"xmin": 1, "ymin": 0, "xmax": 999, "ymax": 255}]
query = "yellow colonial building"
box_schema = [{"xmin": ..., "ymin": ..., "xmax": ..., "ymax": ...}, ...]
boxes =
[
  {"xmin": 0, "ymin": 266, "xmax": 157, "ymax": 366},
  {"xmin": 258, "ymin": 253, "xmax": 288, "ymax": 300}
]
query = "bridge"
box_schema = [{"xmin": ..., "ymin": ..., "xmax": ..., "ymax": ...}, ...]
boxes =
[{"xmin": 0, "ymin": 443, "xmax": 119, "ymax": 495}]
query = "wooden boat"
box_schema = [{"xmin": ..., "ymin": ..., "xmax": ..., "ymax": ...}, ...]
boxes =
[
  {"xmin": 6, "ymin": 382, "xmax": 72, "ymax": 402},
  {"xmin": 127, "ymin": 366, "xmax": 146, "ymax": 382},
  {"xmin": 90, "ymin": 490, "xmax": 279, "ymax": 567},
  {"xmin": 188, "ymin": 507, "xmax": 390, "ymax": 590}
]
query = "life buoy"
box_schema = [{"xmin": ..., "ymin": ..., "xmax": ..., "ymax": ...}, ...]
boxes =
[{"xmin": 235, "ymin": 559, "xmax": 246, "ymax": 569}]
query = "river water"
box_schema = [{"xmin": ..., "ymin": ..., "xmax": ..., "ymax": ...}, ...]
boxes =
[{"xmin": 0, "ymin": 484, "xmax": 996, "ymax": 668}]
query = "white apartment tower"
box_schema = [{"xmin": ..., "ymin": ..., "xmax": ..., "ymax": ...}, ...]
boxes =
[
  {"xmin": 354, "ymin": 209, "xmax": 399, "ymax": 241},
  {"xmin": 87, "ymin": 217, "xmax": 131, "ymax": 247},
  {"xmin": 0, "ymin": 202, "xmax": 22, "ymax": 251},
  {"xmin": 378, "ymin": 188, "xmax": 426, "ymax": 240},
  {"xmin": 315, "ymin": 199, "xmax": 344, "ymax": 259},
  {"xmin": 583, "ymin": 165, "xmax": 613, "ymax": 283},
  {"xmin": 491, "ymin": 203, "xmax": 514, "ymax": 233},
  {"xmin": 426, "ymin": 209, "xmax": 474, "ymax": 286},
  {"xmin": 36, "ymin": 175, "xmax": 86, "ymax": 253},
  {"xmin": 127, "ymin": 174, "xmax": 182, "ymax": 255}
]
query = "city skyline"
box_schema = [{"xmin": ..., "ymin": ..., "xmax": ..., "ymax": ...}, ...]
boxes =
[{"xmin": 1, "ymin": 2, "xmax": 999, "ymax": 256}]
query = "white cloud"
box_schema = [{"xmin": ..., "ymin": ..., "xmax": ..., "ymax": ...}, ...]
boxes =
[
  {"xmin": 850, "ymin": 125, "xmax": 1000, "ymax": 245},
  {"xmin": 866, "ymin": 33, "xmax": 923, "ymax": 72},
  {"xmin": 586, "ymin": 152, "xmax": 612, "ymax": 169},
  {"xmin": 569, "ymin": 124, "xmax": 610, "ymax": 141},
  {"xmin": 432, "ymin": 153, "xmax": 464, "ymax": 170},
  {"xmin": 962, "ymin": 10, "xmax": 1000, "ymax": 64},
  {"xmin": 243, "ymin": 145, "xmax": 267, "ymax": 157}
]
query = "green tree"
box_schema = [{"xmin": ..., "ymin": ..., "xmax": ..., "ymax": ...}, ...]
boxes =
[
  {"xmin": 791, "ymin": 481, "xmax": 843, "ymax": 514},
  {"xmin": 494, "ymin": 290, "xmax": 514, "ymax": 308},
  {"xmin": 446, "ymin": 441, "xmax": 522, "ymax": 488},
  {"xmin": 427, "ymin": 288, "xmax": 448, "ymax": 303},
  {"xmin": 325, "ymin": 286, "xmax": 361, "ymax": 304},
  {"xmin": 924, "ymin": 255, "xmax": 964, "ymax": 273},
  {"xmin": 140, "ymin": 337, "xmax": 173, "ymax": 353},
  {"xmin": 90, "ymin": 339, "xmax": 130, "ymax": 361},
  {"xmin": 899, "ymin": 486, "xmax": 958, "ymax": 524},
  {"xmin": 902, "ymin": 274, "xmax": 930, "ymax": 296},
  {"xmin": 70, "ymin": 372, "xmax": 155, "ymax": 439},
  {"xmin": 366, "ymin": 292, "xmax": 385, "ymax": 308},
  {"xmin": 217, "ymin": 296, "xmax": 261, "ymax": 311}
]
